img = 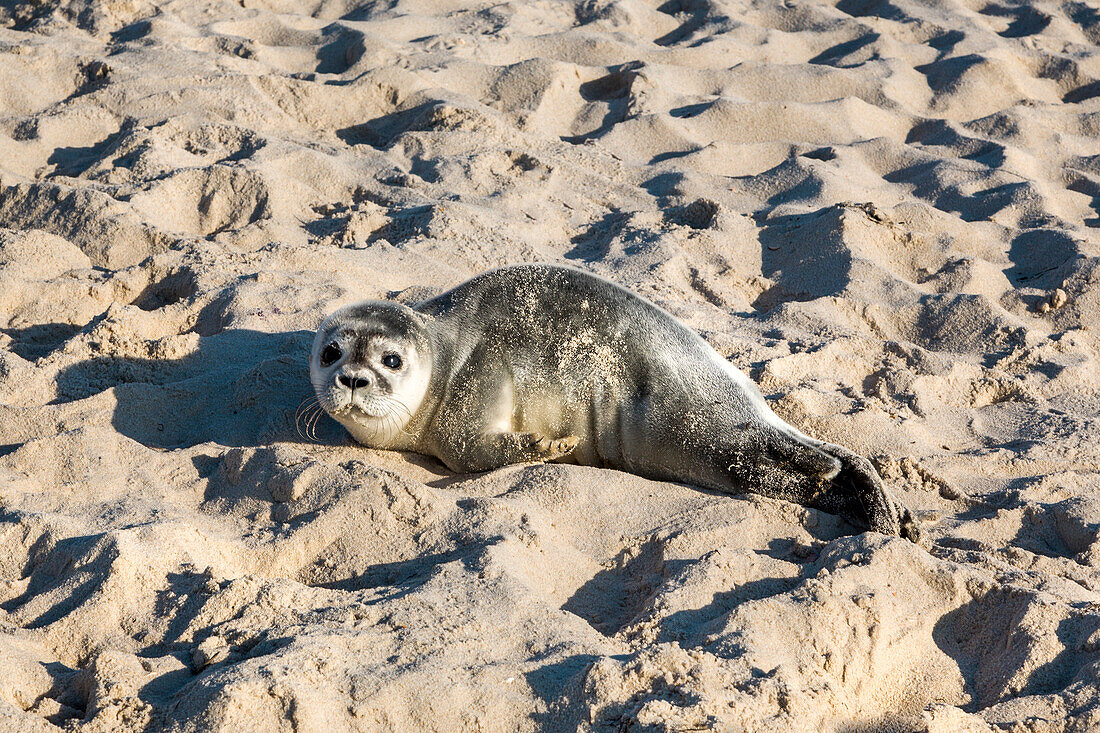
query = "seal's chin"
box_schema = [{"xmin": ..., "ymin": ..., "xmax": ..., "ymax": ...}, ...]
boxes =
[{"xmin": 321, "ymin": 388, "xmax": 418, "ymax": 449}]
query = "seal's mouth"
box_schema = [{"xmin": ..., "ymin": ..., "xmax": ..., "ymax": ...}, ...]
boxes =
[
  {"xmin": 348, "ymin": 401, "xmax": 390, "ymax": 419},
  {"xmin": 327, "ymin": 389, "xmax": 408, "ymax": 422}
]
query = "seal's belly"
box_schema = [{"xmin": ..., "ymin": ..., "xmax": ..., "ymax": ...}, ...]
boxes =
[{"xmin": 511, "ymin": 385, "xmax": 623, "ymax": 468}]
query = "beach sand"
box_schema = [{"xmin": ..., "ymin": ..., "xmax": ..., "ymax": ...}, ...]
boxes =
[{"xmin": 2, "ymin": 0, "xmax": 1099, "ymax": 730}]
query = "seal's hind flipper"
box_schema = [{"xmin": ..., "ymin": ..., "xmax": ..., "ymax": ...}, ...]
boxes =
[
  {"xmin": 765, "ymin": 433, "xmax": 843, "ymax": 480},
  {"xmin": 822, "ymin": 445, "xmax": 921, "ymax": 543}
]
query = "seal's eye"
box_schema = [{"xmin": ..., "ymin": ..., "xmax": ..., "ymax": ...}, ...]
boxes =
[
  {"xmin": 320, "ymin": 342, "xmax": 342, "ymax": 367},
  {"xmin": 381, "ymin": 353, "xmax": 402, "ymax": 370}
]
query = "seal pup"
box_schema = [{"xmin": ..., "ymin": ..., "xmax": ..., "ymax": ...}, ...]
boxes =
[{"xmin": 311, "ymin": 264, "xmax": 918, "ymax": 540}]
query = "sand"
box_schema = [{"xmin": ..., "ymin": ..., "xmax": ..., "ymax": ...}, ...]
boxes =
[{"xmin": 1, "ymin": 0, "xmax": 1099, "ymax": 730}]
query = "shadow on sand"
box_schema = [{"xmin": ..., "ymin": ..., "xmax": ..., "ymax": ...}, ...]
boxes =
[{"xmin": 53, "ymin": 328, "xmax": 344, "ymax": 449}]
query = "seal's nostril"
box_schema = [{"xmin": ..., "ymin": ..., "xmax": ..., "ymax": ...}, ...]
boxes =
[{"xmin": 338, "ymin": 374, "xmax": 370, "ymax": 390}]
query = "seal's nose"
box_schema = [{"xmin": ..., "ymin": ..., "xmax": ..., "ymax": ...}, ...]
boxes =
[{"xmin": 338, "ymin": 374, "xmax": 371, "ymax": 390}]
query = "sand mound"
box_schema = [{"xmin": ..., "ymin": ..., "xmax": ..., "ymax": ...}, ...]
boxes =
[{"xmin": 2, "ymin": 0, "xmax": 1099, "ymax": 730}]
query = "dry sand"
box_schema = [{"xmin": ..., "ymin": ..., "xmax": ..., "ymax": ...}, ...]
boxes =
[{"xmin": 2, "ymin": 0, "xmax": 1100, "ymax": 730}]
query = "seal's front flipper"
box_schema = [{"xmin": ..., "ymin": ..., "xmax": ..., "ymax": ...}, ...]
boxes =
[
  {"xmin": 441, "ymin": 431, "xmax": 579, "ymax": 473},
  {"xmin": 533, "ymin": 434, "xmax": 579, "ymax": 459}
]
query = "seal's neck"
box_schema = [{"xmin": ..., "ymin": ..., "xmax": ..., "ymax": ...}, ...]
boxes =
[{"xmin": 392, "ymin": 320, "xmax": 456, "ymax": 454}]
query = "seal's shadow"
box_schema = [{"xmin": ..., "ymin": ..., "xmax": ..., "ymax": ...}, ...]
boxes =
[{"xmin": 53, "ymin": 328, "xmax": 343, "ymax": 449}]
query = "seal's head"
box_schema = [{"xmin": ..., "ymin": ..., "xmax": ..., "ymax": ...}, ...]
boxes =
[{"xmin": 311, "ymin": 301, "xmax": 433, "ymax": 446}]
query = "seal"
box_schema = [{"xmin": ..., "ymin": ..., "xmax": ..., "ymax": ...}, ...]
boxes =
[{"xmin": 311, "ymin": 264, "xmax": 918, "ymax": 540}]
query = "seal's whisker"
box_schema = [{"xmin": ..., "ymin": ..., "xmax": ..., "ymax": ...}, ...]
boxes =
[
  {"xmin": 295, "ymin": 396, "xmax": 322, "ymax": 442},
  {"xmin": 295, "ymin": 397, "xmax": 315, "ymax": 426},
  {"xmin": 304, "ymin": 404, "xmax": 320, "ymax": 441},
  {"xmin": 307, "ymin": 403, "xmax": 327, "ymax": 442},
  {"xmin": 297, "ymin": 397, "xmax": 322, "ymax": 443},
  {"xmin": 385, "ymin": 396, "xmax": 417, "ymax": 437}
]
